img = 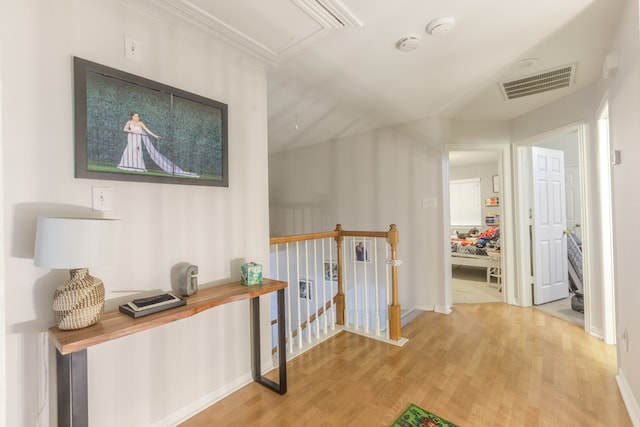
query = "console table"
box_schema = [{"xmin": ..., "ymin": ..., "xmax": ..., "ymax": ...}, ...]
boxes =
[{"xmin": 48, "ymin": 278, "xmax": 288, "ymax": 427}]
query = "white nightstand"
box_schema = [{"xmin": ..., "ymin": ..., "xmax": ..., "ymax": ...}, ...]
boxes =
[{"xmin": 487, "ymin": 252, "xmax": 502, "ymax": 291}]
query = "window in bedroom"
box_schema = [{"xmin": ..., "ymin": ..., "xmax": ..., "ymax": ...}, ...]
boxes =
[{"xmin": 449, "ymin": 178, "xmax": 481, "ymax": 227}]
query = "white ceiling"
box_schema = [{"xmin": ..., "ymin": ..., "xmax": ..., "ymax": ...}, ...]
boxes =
[{"xmin": 149, "ymin": 0, "xmax": 625, "ymax": 153}]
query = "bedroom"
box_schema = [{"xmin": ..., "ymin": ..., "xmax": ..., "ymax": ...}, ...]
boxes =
[
  {"xmin": 448, "ymin": 151, "xmax": 503, "ymax": 304},
  {"xmin": 448, "ymin": 145, "xmax": 584, "ymax": 326}
]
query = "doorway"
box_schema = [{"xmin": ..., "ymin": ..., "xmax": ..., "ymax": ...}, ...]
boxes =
[
  {"xmin": 514, "ymin": 121, "xmax": 617, "ymax": 340},
  {"xmin": 446, "ymin": 121, "xmax": 616, "ymax": 341},
  {"xmin": 515, "ymin": 126, "xmax": 585, "ymax": 327},
  {"xmin": 448, "ymin": 151, "xmax": 503, "ymax": 304}
]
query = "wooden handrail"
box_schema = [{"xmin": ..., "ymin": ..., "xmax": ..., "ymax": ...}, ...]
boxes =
[
  {"xmin": 269, "ymin": 230, "xmax": 340, "ymax": 245},
  {"xmin": 268, "ymin": 228, "xmax": 390, "ymax": 245},
  {"xmin": 339, "ymin": 230, "xmax": 389, "ymax": 238}
]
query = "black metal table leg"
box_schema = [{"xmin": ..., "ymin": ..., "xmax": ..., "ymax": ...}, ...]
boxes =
[
  {"xmin": 251, "ymin": 288, "xmax": 287, "ymax": 394},
  {"xmin": 56, "ymin": 349, "xmax": 88, "ymax": 427}
]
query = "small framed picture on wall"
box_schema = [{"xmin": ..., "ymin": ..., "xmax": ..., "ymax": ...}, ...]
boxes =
[
  {"xmin": 324, "ymin": 261, "xmax": 338, "ymax": 282},
  {"xmin": 352, "ymin": 240, "xmax": 370, "ymax": 262},
  {"xmin": 299, "ymin": 280, "xmax": 313, "ymax": 300}
]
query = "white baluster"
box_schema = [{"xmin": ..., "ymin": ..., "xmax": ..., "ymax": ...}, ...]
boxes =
[
  {"xmin": 285, "ymin": 243, "xmax": 294, "ymax": 354},
  {"xmin": 374, "ymin": 238, "xmax": 380, "ymax": 336}
]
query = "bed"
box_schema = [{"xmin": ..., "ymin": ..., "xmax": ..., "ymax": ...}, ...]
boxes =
[{"xmin": 451, "ymin": 226, "xmax": 501, "ymax": 286}]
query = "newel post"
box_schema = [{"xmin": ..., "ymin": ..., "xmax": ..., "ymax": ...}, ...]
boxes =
[
  {"xmin": 388, "ymin": 224, "xmax": 402, "ymax": 341},
  {"xmin": 334, "ymin": 224, "xmax": 345, "ymax": 325}
]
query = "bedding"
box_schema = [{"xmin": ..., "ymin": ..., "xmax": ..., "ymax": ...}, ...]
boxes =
[
  {"xmin": 451, "ymin": 225, "xmax": 500, "ymax": 256},
  {"xmin": 451, "ymin": 226, "xmax": 501, "ymax": 285}
]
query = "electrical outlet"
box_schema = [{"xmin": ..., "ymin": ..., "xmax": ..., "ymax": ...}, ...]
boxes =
[
  {"xmin": 92, "ymin": 187, "xmax": 112, "ymax": 211},
  {"xmin": 619, "ymin": 326, "xmax": 629, "ymax": 352}
]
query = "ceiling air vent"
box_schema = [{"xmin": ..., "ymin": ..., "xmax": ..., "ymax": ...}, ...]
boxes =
[
  {"xmin": 500, "ymin": 64, "xmax": 576, "ymax": 100},
  {"xmin": 292, "ymin": 0, "xmax": 362, "ymax": 29}
]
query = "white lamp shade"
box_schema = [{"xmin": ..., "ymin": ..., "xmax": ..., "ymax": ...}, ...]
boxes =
[{"xmin": 34, "ymin": 217, "xmax": 116, "ymax": 269}]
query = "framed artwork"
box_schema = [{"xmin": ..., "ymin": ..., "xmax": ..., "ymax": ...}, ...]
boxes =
[
  {"xmin": 352, "ymin": 240, "xmax": 371, "ymax": 262},
  {"xmin": 299, "ymin": 280, "xmax": 313, "ymax": 300},
  {"xmin": 492, "ymin": 175, "xmax": 501, "ymax": 193},
  {"xmin": 324, "ymin": 261, "xmax": 338, "ymax": 281},
  {"xmin": 73, "ymin": 57, "xmax": 228, "ymax": 187}
]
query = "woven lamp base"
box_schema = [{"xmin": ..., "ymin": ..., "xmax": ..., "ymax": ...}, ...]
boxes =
[{"xmin": 53, "ymin": 268, "xmax": 105, "ymax": 330}]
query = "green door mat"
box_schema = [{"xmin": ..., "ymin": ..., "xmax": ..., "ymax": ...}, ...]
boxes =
[{"xmin": 391, "ymin": 403, "xmax": 459, "ymax": 427}]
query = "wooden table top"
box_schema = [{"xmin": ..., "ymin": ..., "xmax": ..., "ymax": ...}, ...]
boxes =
[{"xmin": 48, "ymin": 278, "xmax": 287, "ymax": 355}]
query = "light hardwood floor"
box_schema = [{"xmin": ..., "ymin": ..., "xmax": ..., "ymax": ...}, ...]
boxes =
[{"xmin": 179, "ymin": 303, "xmax": 631, "ymax": 426}]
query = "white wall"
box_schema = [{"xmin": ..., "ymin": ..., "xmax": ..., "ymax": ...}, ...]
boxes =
[
  {"xmin": 269, "ymin": 116, "xmax": 449, "ymax": 313},
  {"xmin": 1, "ymin": 1, "xmax": 271, "ymax": 426},
  {"xmin": 598, "ymin": 0, "xmax": 640, "ymax": 421}
]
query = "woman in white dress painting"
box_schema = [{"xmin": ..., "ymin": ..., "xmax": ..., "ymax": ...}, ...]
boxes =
[
  {"xmin": 118, "ymin": 111, "xmax": 160, "ymax": 172},
  {"xmin": 118, "ymin": 111, "xmax": 198, "ymax": 177}
]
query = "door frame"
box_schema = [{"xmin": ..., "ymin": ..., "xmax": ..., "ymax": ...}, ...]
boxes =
[
  {"xmin": 596, "ymin": 98, "xmax": 616, "ymax": 345},
  {"xmin": 445, "ymin": 142, "xmax": 517, "ymax": 307},
  {"xmin": 513, "ymin": 122, "xmax": 591, "ymax": 332}
]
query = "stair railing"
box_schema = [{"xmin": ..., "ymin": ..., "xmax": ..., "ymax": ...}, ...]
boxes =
[{"xmin": 269, "ymin": 224, "xmax": 403, "ymax": 359}]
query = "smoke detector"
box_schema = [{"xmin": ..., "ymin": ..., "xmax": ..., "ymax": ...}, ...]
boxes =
[
  {"xmin": 396, "ymin": 36, "xmax": 421, "ymax": 52},
  {"xmin": 426, "ymin": 16, "xmax": 455, "ymax": 36}
]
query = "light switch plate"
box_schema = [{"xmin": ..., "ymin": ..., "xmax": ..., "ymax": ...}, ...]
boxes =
[
  {"xmin": 92, "ymin": 187, "xmax": 112, "ymax": 211},
  {"xmin": 422, "ymin": 197, "xmax": 438, "ymax": 208}
]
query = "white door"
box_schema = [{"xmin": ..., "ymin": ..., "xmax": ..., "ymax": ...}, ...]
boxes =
[{"xmin": 531, "ymin": 147, "xmax": 569, "ymax": 305}]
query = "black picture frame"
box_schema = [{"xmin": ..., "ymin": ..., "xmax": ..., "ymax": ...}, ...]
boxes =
[{"xmin": 73, "ymin": 57, "xmax": 228, "ymax": 187}]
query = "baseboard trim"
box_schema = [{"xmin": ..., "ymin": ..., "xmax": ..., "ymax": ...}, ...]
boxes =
[
  {"xmin": 401, "ymin": 308, "xmax": 423, "ymax": 326},
  {"xmin": 616, "ymin": 368, "xmax": 640, "ymax": 426},
  {"xmin": 434, "ymin": 304, "xmax": 452, "ymax": 314},
  {"xmin": 152, "ymin": 373, "xmax": 252, "ymax": 427}
]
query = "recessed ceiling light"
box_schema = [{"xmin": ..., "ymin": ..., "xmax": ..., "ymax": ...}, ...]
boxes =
[
  {"xmin": 426, "ymin": 16, "xmax": 455, "ymax": 36},
  {"xmin": 396, "ymin": 36, "xmax": 421, "ymax": 52}
]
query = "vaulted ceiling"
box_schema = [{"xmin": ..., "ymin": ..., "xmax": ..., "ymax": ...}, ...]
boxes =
[{"xmin": 149, "ymin": 0, "xmax": 625, "ymax": 153}]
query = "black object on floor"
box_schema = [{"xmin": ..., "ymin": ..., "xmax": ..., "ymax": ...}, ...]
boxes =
[{"xmin": 571, "ymin": 290, "xmax": 584, "ymax": 313}]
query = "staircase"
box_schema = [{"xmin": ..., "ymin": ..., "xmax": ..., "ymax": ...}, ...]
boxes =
[{"xmin": 269, "ymin": 224, "xmax": 407, "ymax": 362}]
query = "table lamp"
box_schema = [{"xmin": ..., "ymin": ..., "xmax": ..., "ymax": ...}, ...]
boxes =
[{"xmin": 34, "ymin": 217, "xmax": 116, "ymax": 330}]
